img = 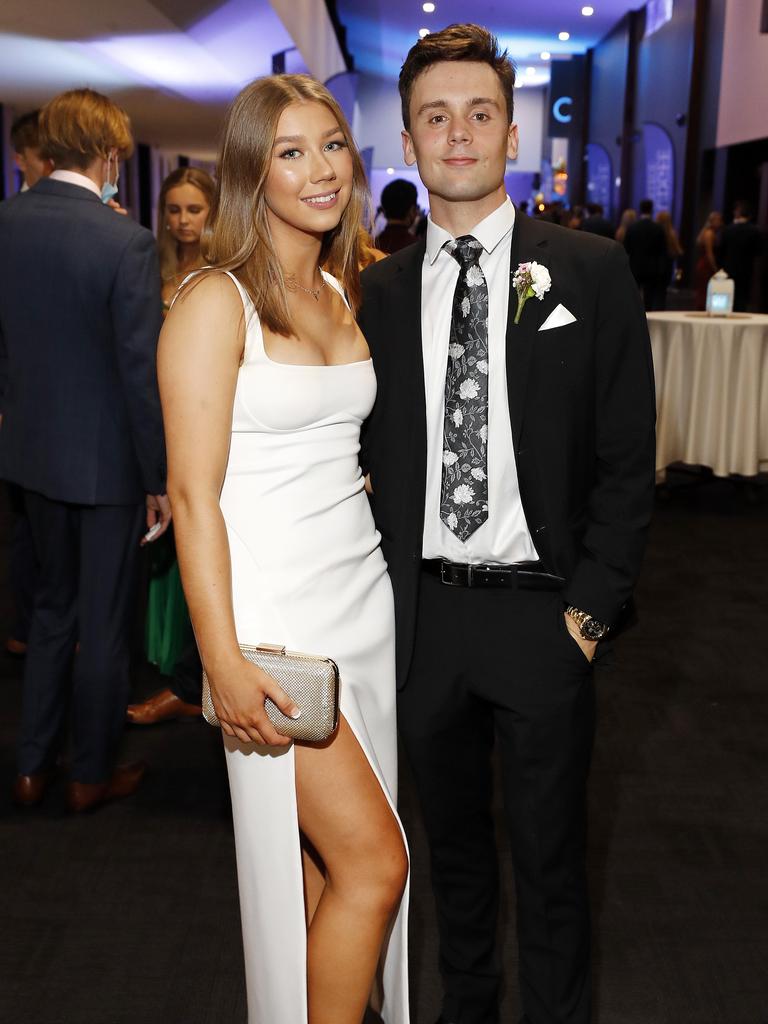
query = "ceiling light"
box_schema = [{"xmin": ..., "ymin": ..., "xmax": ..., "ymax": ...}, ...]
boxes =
[
  {"xmin": 526, "ymin": 66, "xmax": 536, "ymax": 75},
  {"xmin": 419, "ymin": 28, "xmax": 430, "ymax": 38},
  {"xmin": 422, "ymin": 2, "xmax": 436, "ymax": 11},
  {"xmin": 582, "ymin": 5, "xmax": 595, "ymax": 14},
  {"xmin": 386, "ymin": 167, "xmax": 395, "ymax": 175},
  {"xmin": 558, "ymin": 31, "xmax": 570, "ymax": 41},
  {"xmin": 540, "ymin": 51, "xmax": 551, "ymax": 60}
]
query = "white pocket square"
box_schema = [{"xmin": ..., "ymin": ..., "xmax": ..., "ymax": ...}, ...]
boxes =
[{"xmin": 538, "ymin": 303, "xmax": 577, "ymax": 331}]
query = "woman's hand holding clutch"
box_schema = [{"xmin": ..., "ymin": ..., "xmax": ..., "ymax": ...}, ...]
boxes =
[{"xmin": 210, "ymin": 657, "xmax": 300, "ymax": 746}]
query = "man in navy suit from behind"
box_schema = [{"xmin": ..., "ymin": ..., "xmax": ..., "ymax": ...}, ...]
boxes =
[{"xmin": 0, "ymin": 89, "xmax": 170, "ymax": 812}]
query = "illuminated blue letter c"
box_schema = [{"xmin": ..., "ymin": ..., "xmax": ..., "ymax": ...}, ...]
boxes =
[{"xmin": 553, "ymin": 96, "xmax": 573, "ymax": 124}]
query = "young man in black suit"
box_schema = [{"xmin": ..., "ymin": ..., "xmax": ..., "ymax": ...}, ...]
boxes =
[
  {"xmin": 720, "ymin": 200, "xmax": 763, "ymax": 312},
  {"xmin": 622, "ymin": 198, "xmax": 667, "ymax": 310},
  {"xmin": 359, "ymin": 24, "xmax": 656, "ymax": 1024},
  {"xmin": 0, "ymin": 89, "xmax": 170, "ymax": 812}
]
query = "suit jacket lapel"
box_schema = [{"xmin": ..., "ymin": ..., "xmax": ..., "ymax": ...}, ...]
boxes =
[{"xmin": 506, "ymin": 212, "xmax": 558, "ymax": 449}]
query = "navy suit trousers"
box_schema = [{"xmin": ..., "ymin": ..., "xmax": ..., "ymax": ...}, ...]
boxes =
[{"xmin": 18, "ymin": 491, "xmax": 144, "ymax": 783}]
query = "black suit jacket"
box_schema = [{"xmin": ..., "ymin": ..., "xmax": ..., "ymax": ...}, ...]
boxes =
[
  {"xmin": 622, "ymin": 217, "xmax": 667, "ymax": 281},
  {"xmin": 0, "ymin": 178, "xmax": 165, "ymax": 505},
  {"xmin": 720, "ymin": 221, "xmax": 762, "ymax": 284},
  {"xmin": 360, "ymin": 210, "xmax": 656, "ymax": 687}
]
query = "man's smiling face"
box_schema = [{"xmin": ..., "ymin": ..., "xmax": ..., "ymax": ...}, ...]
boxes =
[{"xmin": 402, "ymin": 60, "xmax": 518, "ymax": 207}]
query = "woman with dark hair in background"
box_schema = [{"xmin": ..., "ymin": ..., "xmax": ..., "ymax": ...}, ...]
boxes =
[
  {"xmin": 158, "ymin": 75, "xmax": 409, "ymax": 1023},
  {"xmin": 694, "ymin": 210, "xmax": 723, "ymax": 309}
]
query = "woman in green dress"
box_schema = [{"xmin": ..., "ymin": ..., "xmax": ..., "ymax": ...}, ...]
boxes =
[{"xmin": 145, "ymin": 168, "xmax": 215, "ymax": 677}]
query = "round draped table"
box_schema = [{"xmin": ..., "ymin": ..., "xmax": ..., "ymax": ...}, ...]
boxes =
[{"xmin": 647, "ymin": 311, "xmax": 768, "ymax": 478}]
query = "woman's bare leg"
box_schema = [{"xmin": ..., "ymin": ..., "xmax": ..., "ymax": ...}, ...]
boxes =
[{"xmin": 295, "ymin": 715, "xmax": 408, "ymax": 1024}]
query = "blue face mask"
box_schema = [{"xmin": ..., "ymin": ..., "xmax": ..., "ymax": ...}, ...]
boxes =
[
  {"xmin": 101, "ymin": 180, "xmax": 118, "ymax": 204},
  {"xmin": 101, "ymin": 155, "xmax": 119, "ymax": 204}
]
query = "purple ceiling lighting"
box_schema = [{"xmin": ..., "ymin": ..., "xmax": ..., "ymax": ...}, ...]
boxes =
[{"xmin": 336, "ymin": 0, "xmax": 642, "ymax": 78}]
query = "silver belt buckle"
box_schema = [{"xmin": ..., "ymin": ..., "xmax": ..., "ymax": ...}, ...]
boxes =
[
  {"xmin": 438, "ymin": 561, "xmax": 462, "ymax": 585},
  {"xmin": 440, "ymin": 560, "xmax": 473, "ymax": 586}
]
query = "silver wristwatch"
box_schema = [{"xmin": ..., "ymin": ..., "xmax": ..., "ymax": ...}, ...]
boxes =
[{"xmin": 566, "ymin": 605, "xmax": 609, "ymax": 641}]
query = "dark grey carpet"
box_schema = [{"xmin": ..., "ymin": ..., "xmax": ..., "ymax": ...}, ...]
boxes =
[{"xmin": 1, "ymin": 470, "xmax": 767, "ymax": 1024}]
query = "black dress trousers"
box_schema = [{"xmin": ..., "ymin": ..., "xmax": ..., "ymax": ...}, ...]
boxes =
[
  {"xmin": 18, "ymin": 491, "xmax": 145, "ymax": 783},
  {"xmin": 397, "ymin": 569, "xmax": 596, "ymax": 1024}
]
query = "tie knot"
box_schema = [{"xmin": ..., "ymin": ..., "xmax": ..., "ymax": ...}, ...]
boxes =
[{"xmin": 447, "ymin": 234, "xmax": 483, "ymax": 267}]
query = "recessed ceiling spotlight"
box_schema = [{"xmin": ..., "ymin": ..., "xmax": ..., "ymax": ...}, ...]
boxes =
[
  {"xmin": 559, "ymin": 31, "xmax": 570, "ymax": 41},
  {"xmin": 526, "ymin": 66, "xmax": 536, "ymax": 75},
  {"xmin": 386, "ymin": 167, "xmax": 395, "ymax": 175},
  {"xmin": 422, "ymin": 2, "xmax": 436, "ymax": 11},
  {"xmin": 582, "ymin": 5, "xmax": 595, "ymax": 15},
  {"xmin": 419, "ymin": 28, "xmax": 430, "ymax": 38},
  {"xmin": 540, "ymin": 51, "xmax": 551, "ymax": 60}
]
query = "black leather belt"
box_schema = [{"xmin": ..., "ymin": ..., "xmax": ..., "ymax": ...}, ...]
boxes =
[{"xmin": 421, "ymin": 558, "xmax": 565, "ymax": 590}]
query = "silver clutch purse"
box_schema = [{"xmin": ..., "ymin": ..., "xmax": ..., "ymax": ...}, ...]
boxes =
[{"xmin": 201, "ymin": 643, "xmax": 340, "ymax": 742}]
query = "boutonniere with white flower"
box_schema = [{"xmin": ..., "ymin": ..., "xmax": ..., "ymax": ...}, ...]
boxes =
[{"xmin": 512, "ymin": 261, "xmax": 552, "ymax": 325}]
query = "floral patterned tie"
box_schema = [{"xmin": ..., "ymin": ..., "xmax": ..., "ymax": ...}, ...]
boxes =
[{"xmin": 440, "ymin": 235, "xmax": 489, "ymax": 541}]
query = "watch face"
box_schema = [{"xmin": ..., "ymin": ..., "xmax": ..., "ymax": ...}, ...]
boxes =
[{"xmin": 582, "ymin": 618, "xmax": 607, "ymax": 641}]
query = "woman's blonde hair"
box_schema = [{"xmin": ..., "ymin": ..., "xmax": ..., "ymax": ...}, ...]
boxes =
[
  {"xmin": 656, "ymin": 210, "xmax": 683, "ymax": 258},
  {"xmin": 199, "ymin": 74, "xmax": 370, "ymax": 335},
  {"xmin": 157, "ymin": 167, "xmax": 215, "ymax": 282},
  {"xmin": 615, "ymin": 207, "xmax": 636, "ymax": 243},
  {"xmin": 39, "ymin": 88, "xmax": 133, "ymax": 170}
]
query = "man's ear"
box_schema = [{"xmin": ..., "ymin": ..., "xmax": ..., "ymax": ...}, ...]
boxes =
[
  {"xmin": 13, "ymin": 152, "xmax": 25, "ymax": 174},
  {"xmin": 506, "ymin": 123, "xmax": 519, "ymax": 162},
  {"xmin": 402, "ymin": 130, "xmax": 417, "ymax": 167}
]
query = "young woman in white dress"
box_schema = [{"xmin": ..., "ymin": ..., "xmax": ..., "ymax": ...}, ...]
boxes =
[{"xmin": 158, "ymin": 76, "xmax": 409, "ymax": 1024}]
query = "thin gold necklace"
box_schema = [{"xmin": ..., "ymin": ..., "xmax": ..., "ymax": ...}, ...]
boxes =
[{"xmin": 287, "ymin": 269, "xmax": 326, "ymax": 302}]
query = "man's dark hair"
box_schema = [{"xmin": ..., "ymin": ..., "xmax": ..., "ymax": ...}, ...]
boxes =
[
  {"xmin": 639, "ymin": 198, "xmax": 654, "ymax": 215},
  {"xmin": 10, "ymin": 110, "xmax": 41, "ymax": 154},
  {"xmin": 381, "ymin": 178, "xmax": 418, "ymax": 220},
  {"xmin": 733, "ymin": 200, "xmax": 753, "ymax": 220},
  {"xmin": 587, "ymin": 202, "xmax": 604, "ymax": 216},
  {"xmin": 399, "ymin": 23, "xmax": 515, "ymax": 131}
]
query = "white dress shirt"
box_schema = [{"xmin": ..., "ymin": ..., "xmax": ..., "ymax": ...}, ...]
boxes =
[
  {"xmin": 49, "ymin": 169, "xmax": 102, "ymax": 199},
  {"xmin": 421, "ymin": 196, "xmax": 537, "ymax": 564}
]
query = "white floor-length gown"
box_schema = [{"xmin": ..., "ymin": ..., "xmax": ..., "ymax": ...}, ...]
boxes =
[{"xmin": 217, "ymin": 270, "xmax": 409, "ymax": 1023}]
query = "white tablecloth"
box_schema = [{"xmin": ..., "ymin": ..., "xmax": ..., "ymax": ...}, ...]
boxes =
[{"xmin": 647, "ymin": 311, "xmax": 768, "ymax": 477}]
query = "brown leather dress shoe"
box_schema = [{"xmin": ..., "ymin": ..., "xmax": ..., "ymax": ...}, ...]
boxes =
[
  {"xmin": 12, "ymin": 772, "xmax": 51, "ymax": 807},
  {"xmin": 126, "ymin": 688, "xmax": 202, "ymax": 726},
  {"xmin": 66, "ymin": 761, "xmax": 147, "ymax": 813},
  {"xmin": 5, "ymin": 636, "xmax": 27, "ymax": 656}
]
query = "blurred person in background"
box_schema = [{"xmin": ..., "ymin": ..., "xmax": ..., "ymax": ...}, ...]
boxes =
[
  {"xmin": 694, "ymin": 211, "xmax": 723, "ymax": 310},
  {"xmin": 656, "ymin": 210, "xmax": 684, "ymax": 305},
  {"xmin": 566, "ymin": 205, "xmax": 584, "ymax": 230},
  {"xmin": 582, "ymin": 202, "xmax": 613, "ymax": 239},
  {"xmin": 615, "ymin": 207, "xmax": 636, "ymax": 244},
  {"xmin": 158, "ymin": 167, "xmax": 215, "ymax": 314},
  {"xmin": 0, "ymin": 88, "xmax": 170, "ymax": 812},
  {"xmin": 376, "ymin": 177, "xmax": 419, "ymax": 253},
  {"xmin": 10, "ymin": 110, "xmax": 53, "ymax": 191},
  {"xmin": 129, "ymin": 168, "xmax": 214, "ymax": 726},
  {"xmin": 623, "ymin": 198, "xmax": 667, "ymax": 310},
  {"xmin": 720, "ymin": 201, "xmax": 762, "ymax": 312}
]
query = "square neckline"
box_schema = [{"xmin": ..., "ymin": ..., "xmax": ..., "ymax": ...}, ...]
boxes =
[{"xmin": 230, "ymin": 269, "xmax": 372, "ymax": 370}]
